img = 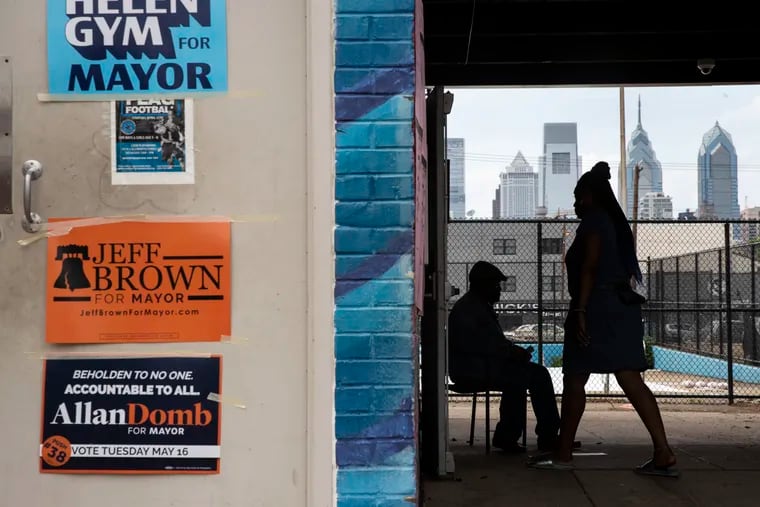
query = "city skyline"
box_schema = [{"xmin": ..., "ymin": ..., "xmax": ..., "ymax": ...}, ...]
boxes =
[{"xmin": 446, "ymin": 85, "xmax": 760, "ymax": 218}]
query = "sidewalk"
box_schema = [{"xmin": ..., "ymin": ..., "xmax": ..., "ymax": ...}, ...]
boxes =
[{"xmin": 423, "ymin": 401, "xmax": 760, "ymax": 507}]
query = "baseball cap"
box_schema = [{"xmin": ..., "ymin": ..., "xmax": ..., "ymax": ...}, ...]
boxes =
[{"xmin": 468, "ymin": 261, "xmax": 507, "ymax": 284}]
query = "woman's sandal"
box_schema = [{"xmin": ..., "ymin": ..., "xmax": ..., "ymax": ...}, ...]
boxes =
[{"xmin": 634, "ymin": 458, "xmax": 681, "ymax": 478}]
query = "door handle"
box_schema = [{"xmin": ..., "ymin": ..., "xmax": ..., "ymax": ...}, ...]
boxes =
[{"xmin": 21, "ymin": 160, "xmax": 43, "ymax": 233}]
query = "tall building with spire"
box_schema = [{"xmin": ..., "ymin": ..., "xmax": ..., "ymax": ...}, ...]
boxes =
[
  {"xmin": 500, "ymin": 151, "xmax": 538, "ymax": 218},
  {"xmin": 698, "ymin": 122, "xmax": 740, "ymax": 219},
  {"xmin": 625, "ymin": 97, "xmax": 664, "ymax": 217}
]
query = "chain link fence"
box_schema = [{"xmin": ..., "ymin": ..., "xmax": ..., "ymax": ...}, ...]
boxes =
[{"xmin": 447, "ymin": 219, "xmax": 760, "ymax": 402}]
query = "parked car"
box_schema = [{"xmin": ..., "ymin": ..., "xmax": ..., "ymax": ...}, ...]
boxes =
[
  {"xmin": 504, "ymin": 323, "xmax": 564, "ymax": 341},
  {"xmin": 664, "ymin": 322, "xmax": 696, "ymax": 341},
  {"xmin": 700, "ymin": 319, "xmax": 744, "ymax": 342},
  {"xmin": 503, "ymin": 324, "xmax": 533, "ymax": 340}
]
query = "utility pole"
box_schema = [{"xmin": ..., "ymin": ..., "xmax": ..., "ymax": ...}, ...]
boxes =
[
  {"xmin": 561, "ymin": 221, "xmax": 569, "ymax": 296},
  {"xmin": 618, "ymin": 87, "xmax": 628, "ymax": 211},
  {"xmin": 632, "ymin": 162, "xmax": 643, "ymax": 249}
]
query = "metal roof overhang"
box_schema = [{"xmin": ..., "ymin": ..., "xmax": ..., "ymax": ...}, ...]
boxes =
[{"xmin": 422, "ymin": 0, "xmax": 760, "ymax": 87}]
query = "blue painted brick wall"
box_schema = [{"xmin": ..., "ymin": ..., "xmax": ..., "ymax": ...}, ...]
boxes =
[{"xmin": 334, "ymin": 0, "xmax": 419, "ymax": 504}]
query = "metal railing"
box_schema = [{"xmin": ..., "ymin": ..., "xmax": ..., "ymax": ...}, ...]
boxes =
[{"xmin": 447, "ymin": 219, "xmax": 760, "ymax": 402}]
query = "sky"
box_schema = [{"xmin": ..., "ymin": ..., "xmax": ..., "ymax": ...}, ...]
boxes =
[{"xmin": 445, "ymin": 85, "xmax": 760, "ymax": 218}]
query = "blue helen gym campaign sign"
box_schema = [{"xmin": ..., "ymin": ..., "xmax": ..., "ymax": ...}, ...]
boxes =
[{"xmin": 47, "ymin": 0, "xmax": 228, "ymax": 96}]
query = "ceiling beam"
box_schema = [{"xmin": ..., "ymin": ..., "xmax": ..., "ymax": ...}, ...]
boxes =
[
  {"xmin": 421, "ymin": 0, "xmax": 760, "ymax": 86},
  {"xmin": 425, "ymin": 59, "xmax": 760, "ymax": 86},
  {"xmin": 424, "ymin": 32, "xmax": 759, "ymax": 64},
  {"xmin": 422, "ymin": 1, "xmax": 756, "ymax": 36}
]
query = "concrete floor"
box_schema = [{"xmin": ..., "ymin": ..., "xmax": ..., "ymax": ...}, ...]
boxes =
[{"xmin": 423, "ymin": 400, "xmax": 760, "ymax": 507}]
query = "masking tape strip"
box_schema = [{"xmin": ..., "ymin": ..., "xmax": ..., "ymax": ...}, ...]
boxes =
[
  {"xmin": 17, "ymin": 214, "xmax": 280, "ymax": 246},
  {"xmin": 37, "ymin": 91, "xmax": 228, "ymax": 103},
  {"xmin": 220, "ymin": 335, "xmax": 249, "ymax": 345},
  {"xmin": 30, "ymin": 351, "xmax": 216, "ymax": 360},
  {"xmin": 207, "ymin": 392, "xmax": 246, "ymax": 409},
  {"xmin": 26, "ymin": 342, "xmax": 245, "ymax": 358},
  {"xmin": 17, "ymin": 227, "xmax": 74, "ymax": 247}
]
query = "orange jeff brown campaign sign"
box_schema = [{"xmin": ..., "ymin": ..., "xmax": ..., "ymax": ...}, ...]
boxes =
[{"xmin": 46, "ymin": 220, "xmax": 231, "ymax": 343}]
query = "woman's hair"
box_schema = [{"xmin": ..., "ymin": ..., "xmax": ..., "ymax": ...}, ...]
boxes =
[{"xmin": 576, "ymin": 161, "xmax": 643, "ymax": 284}]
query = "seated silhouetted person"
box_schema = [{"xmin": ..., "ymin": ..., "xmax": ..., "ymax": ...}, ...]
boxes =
[{"xmin": 448, "ymin": 261, "xmax": 561, "ymax": 452}]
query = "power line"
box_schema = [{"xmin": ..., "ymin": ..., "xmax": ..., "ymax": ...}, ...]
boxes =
[{"xmin": 455, "ymin": 152, "xmax": 760, "ymax": 172}]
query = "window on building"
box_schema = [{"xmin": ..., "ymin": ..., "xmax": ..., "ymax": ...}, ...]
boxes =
[
  {"xmin": 552, "ymin": 152, "xmax": 571, "ymax": 174},
  {"xmin": 501, "ymin": 276, "xmax": 517, "ymax": 293},
  {"xmin": 541, "ymin": 238, "xmax": 563, "ymax": 255},
  {"xmin": 542, "ymin": 275, "xmax": 562, "ymax": 292},
  {"xmin": 493, "ymin": 238, "xmax": 516, "ymax": 255}
]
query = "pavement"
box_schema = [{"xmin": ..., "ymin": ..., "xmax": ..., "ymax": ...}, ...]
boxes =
[{"xmin": 422, "ymin": 400, "xmax": 760, "ymax": 507}]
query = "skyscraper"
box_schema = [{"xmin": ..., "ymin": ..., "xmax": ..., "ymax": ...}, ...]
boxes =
[
  {"xmin": 638, "ymin": 192, "xmax": 673, "ymax": 220},
  {"xmin": 698, "ymin": 122, "xmax": 739, "ymax": 219},
  {"xmin": 626, "ymin": 97, "xmax": 663, "ymax": 218},
  {"xmin": 500, "ymin": 151, "xmax": 538, "ymax": 218},
  {"xmin": 447, "ymin": 137, "xmax": 466, "ymax": 219},
  {"xmin": 538, "ymin": 123, "xmax": 581, "ymax": 215}
]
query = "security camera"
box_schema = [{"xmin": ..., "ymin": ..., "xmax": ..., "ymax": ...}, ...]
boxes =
[
  {"xmin": 443, "ymin": 91, "xmax": 454, "ymax": 115},
  {"xmin": 697, "ymin": 58, "xmax": 716, "ymax": 76}
]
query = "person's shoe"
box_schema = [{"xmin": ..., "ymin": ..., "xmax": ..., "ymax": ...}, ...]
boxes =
[
  {"xmin": 526, "ymin": 451, "xmax": 553, "ymax": 464},
  {"xmin": 528, "ymin": 457, "xmax": 575, "ymax": 471},
  {"xmin": 492, "ymin": 434, "xmax": 527, "ymax": 454},
  {"xmin": 494, "ymin": 441, "xmax": 527, "ymax": 454}
]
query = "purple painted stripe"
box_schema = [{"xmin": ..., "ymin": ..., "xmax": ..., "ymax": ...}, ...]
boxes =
[
  {"xmin": 336, "ymin": 439, "xmax": 413, "ymax": 466},
  {"xmin": 336, "ymin": 68, "xmax": 414, "ymax": 122},
  {"xmin": 335, "ymin": 230, "xmax": 414, "ymax": 298}
]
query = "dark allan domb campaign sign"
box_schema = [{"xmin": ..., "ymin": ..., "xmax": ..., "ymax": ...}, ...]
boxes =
[{"xmin": 40, "ymin": 356, "xmax": 222, "ymax": 474}]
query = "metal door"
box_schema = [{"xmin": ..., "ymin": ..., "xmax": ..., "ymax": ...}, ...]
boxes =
[{"xmin": 420, "ymin": 85, "xmax": 450, "ymax": 477}]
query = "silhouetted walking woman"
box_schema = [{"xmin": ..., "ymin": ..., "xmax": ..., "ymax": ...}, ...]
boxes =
[{"xmin": 531, "ymin": 161, "xmax": 679, "ymax": 477}]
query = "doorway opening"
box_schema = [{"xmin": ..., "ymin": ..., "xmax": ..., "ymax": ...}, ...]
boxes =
[
  {"xmin": 419, "ymin": 84, "xmax": 760, "ymax": 504},
  {"xmin": 417, "ymin": 2, "xmax": 760, "ymax": 501}
]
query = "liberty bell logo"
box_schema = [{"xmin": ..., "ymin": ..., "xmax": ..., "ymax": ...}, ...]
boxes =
[{"xmin": 53, "ymin": 245, "xmax": 91, "ymax": 291}]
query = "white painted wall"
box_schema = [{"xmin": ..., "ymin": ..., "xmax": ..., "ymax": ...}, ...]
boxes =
[{"xmin": 0, "ymin": 1, "xmax": 335, "ymax": 505}]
